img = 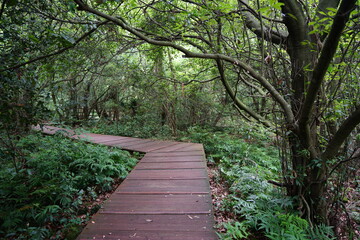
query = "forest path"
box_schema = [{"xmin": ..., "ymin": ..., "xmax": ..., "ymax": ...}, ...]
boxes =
[{"xmin": 35, "ymin": 126, "xmax": 217, "ymax": 240}]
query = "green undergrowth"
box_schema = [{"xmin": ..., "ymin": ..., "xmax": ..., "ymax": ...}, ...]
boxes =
[
  {"xmin": 181, "ymin": 125, "xmax": 335, "ymax": 240},
  {"xmin": 87, "ymin": 116, "xmax": 173, "ymax": 139},
  {"xmin": 0, "ymin": 132, "xmax": 138, "ymax": 239}
]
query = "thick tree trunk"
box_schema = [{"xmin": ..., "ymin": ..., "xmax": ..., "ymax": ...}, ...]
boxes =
[
  {"xmin": 69, "ymin": 77, "xmax": 79, "ymax": 126},
  {"xmin": 82, "ymin": 81, "xmax": 92, "ymax": 120},
  {"xmin": 287, "ymin": 135, "xmax": 328, "ymax": 223}
]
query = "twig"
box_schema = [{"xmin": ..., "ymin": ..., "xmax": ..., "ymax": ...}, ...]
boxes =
[
  {"xmin": 329, "ymin": 154, "xmax": 360, "ymax": 176},
  {"xmin": 267, "ymin": 180, "xmax": 289, "ymax": 187}
]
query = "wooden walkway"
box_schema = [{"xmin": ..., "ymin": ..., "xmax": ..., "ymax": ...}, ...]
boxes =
[{"xmin": 36, "ymin": 126, "xmax": 217, "ymax": 240}]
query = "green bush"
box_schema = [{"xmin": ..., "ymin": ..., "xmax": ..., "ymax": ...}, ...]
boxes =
[
  {"xmin": 89, "ymin": 116, "xmax": 173, "ymax": 139},
  {"xmin": 0, "ymin": 133, "xmax": 137, "ymax": 239},
  {"xmin": 182, "ymin": 125, "xmax": 335, "ymax": 240},
  {"xmin": 218, "ymin": 221, "xmax": 249, "ymax": 240}
]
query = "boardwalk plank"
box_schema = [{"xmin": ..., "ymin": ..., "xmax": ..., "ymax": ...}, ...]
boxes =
[
  {"xmin": 117, "ymin": 179, "xmax": 209, "ymax": 193},
  {"xmin": 140, "ymin": 155, "xmax": 206, "ymax": 162},
  {"xmin": 79, "ymin": 214, "xmax": 214, "ymax": 231},
  {"xmin": 78, "ymin": 230, "xmax": 217, "ymax": 240},
  {"xmin": 149, "ymin": 143, "xmax": 195, "ymax": 152},
  {"xmin": 135, "ymin": 161, "xmax": 206, "ymax": 169},
  {"xmin": 126, "ymin": 169, "xmax": 208, "ymax": 179},
  {"xmin": 100, "ymin": 194, "xmax": 212, "ymax": 213},
  {"xmin": 35, "ymin": 126, "xmax": 217, "ymax": 240},
  {"xmin": 144, "ymin": 151, "xmax": 205, "ymax": 157}
]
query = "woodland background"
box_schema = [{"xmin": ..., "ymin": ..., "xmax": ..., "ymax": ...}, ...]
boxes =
[{"xmin": 0, "ymin": 0, "xmax": 359, "ymax": 239}]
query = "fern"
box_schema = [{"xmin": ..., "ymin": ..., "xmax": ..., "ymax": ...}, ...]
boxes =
[
  {"xmin": 0, "ymin": 133, "xmax": 138, "ymax": 238},
  {"xmin": 219, "ymin": 221, "xmax": 249, "ymax": 240},
  {"xmin": 308, "ymin": 224, "xmax": 336, "ymax": 240}
]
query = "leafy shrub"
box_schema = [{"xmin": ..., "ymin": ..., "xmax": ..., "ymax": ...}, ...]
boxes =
[
  {"xmin": 89, "ymin": 115, "xmax": 173, "ymax": 139},
  {"xmin": 182, "ymin": 126, "xmax": 336, "ymax": 240},
  {"xmin": 218, "ymin": 221, "xmax": 249, "ymax": 240},
  {"xmin": 0, "ymin": 132, "xmax": 137, "ymax": 239}
]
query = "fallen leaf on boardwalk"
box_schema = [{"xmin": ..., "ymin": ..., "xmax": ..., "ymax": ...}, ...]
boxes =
[
  {"xmin": 130, "ymin": 233, "xmax": 137, "ymax": 238},
  {"xmin": 187, "ymin": 215, "xmax": 193, "ymax": 219},
  {"xmin": 145, "ymin": 219, "xmax": 153, "ymax": 222},
  {"xmin": 91, "ymin": 221, "xmax": 95, "ymax": 224}
]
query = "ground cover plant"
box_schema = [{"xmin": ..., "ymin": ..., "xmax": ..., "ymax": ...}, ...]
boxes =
[
  {"xmin": 0, "ymin": 132, "xmax": 137, "ymax": 239},
  {"xmin": 89, "ymin": 115, "xmax": 173, "ymax": 139},
  {"xmin": 181, "ymin": 125, "xmax": 339, "ymax": 239}
]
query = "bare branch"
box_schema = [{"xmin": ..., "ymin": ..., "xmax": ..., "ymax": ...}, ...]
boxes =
[
  {"xmin": 216, "ymin": 59, "xmax": 272, "ymax": 128},
  {"xmin": 328, "ymin": 154, "xmax": 360, "ymax": 177},
  {"xmin": 268, "ymin": 180, "xmax": 289, "ymax": 187},
  {"xmin": 322, "ymin": 106, "xmax": 360, "ymax": 160}
]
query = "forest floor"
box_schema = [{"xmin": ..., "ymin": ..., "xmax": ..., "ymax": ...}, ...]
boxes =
[
  {"xmin": 207, "ymin": 164, "xmax": 268, "ymax": 240},
  {"xmin": 207, "ymin": 164, "xmax": 360, "ymax": 240},
  {"xmin": 207, "ymin": 165, "xmax": 233, "ymax": 233}
]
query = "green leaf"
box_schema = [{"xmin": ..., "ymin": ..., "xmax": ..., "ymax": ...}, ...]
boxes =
[{"xmin": 287, "ymin": 13, "xmax": 298, "ymax": 21}]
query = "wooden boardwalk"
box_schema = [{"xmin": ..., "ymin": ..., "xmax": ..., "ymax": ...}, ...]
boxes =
[{"xmin": 36, "ymin": 126, "xmax": 217, "ymax": 240}]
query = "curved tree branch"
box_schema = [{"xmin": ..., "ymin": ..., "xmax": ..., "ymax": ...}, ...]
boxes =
[
  {"xmin": 322, "ymin": 106, "xmax": 360, "ymax": 160},
  {"xmin": 238, "ymin": 0, "xmax": 288, "ymax": 45},
  {"xmin": 0, "ymin": 20, "xmax": 109, "ymax": 72},
  {"xmin": 299, "ymin": 0, "xmax": 357, "ymax": 132},
  {"xmin": 73, "ymin": 0, "xmax": 295, "ymax": 125},
  {"xmin": 216, "ymin": 59, "xmax": 272, "ymax": 128}
]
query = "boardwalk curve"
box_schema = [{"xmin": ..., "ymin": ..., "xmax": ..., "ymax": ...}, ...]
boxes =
[{"xmin": 36, "ymin": 126, "xmax": 217, "ymax": 240}]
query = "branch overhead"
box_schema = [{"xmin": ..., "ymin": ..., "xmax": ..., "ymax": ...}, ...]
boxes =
[
  {"xmin": 0, "ymin": 20, "xmax": 109, "ymax": 72},
  {"xmin": 238, "ymin": 0, "xmax": 288, "ymax": 45},
  {"xmin": 73, "ymin": 0, "xmax": 294, "ymax": 125},
  {"xmin": 300, "ymin": 0, "xmax": 358, "ymax": 128}
]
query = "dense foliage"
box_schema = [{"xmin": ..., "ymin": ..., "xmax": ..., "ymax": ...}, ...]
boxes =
[
  {"xmin": 182, "ymin": 126, "xmax": 336, "ymax": 239},
  {"xmin": 0, "ymin": 132, "xmax": 137, "ymax": 239},
  {"xmin": 1, "ymin": 0, "xmax": 359, "ymax": 239}
]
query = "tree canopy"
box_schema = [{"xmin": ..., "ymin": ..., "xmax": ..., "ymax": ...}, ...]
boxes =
[{"xmin": 1, "ymin": 0, "xmax": 359, "ymax": 234}]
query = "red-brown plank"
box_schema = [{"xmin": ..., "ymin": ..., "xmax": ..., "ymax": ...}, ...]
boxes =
[
  {"xmin": 141, "ymin": 155, "xmax": 206, "ymax": 162},
  {"xmin": 114, "ymin": 139, "xmax": 155, "ymax": 147},
  {"xmin": 77, "ymin": 229, "xmax": 217, "ymax": 240},
  {"xmin": 119, "ymin": 141, "xmax": 180, "ymax": 152},
  {"xmin": 175, "ymin": 143, "xmax": 205, "ymax": 151},
  {"xmin": 100, "ymin": 194, "xmax": 212, "ymax": 213},
  {"xmin": 145, "ymin": 151, "xmax": 205, "ymax": 157},
  {"xmin": 117, "ymin": 179, "xmax": 209, "ymax": 193},
  {"xmin": 126, "ymin": 169, "xmax": 208, "ymax": 179},
  {"xmin": 90, "ymin": 137, "xmax": 139, "ymax": 144},
  {"xmin": 148, "ymin": 142, "xmax": 195, "ymax": 152},
  {"xmin": 78, "ymin": 213, "xmax": 214, "ymax": 232},
  {"xmin": 135, "ymin": 161, "xmax": 205, "ymax": 169},
  {"xmin": 131, "ymin": 141, "xmax": 181, "ymax": 152}
]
